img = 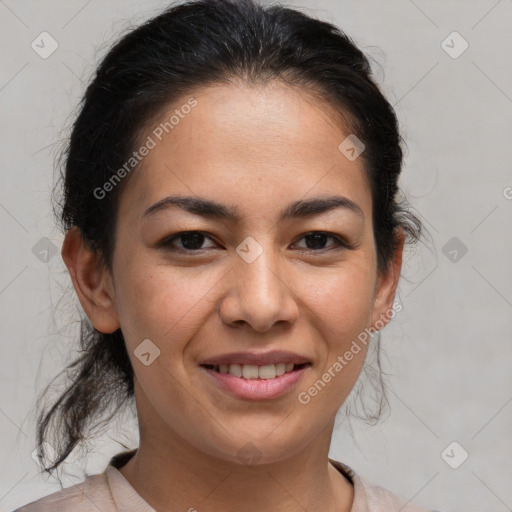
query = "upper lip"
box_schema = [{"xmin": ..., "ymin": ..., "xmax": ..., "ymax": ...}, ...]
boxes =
[{"xmin": 199, "ymin": 350, "xmax": 312, "ymax": 366}]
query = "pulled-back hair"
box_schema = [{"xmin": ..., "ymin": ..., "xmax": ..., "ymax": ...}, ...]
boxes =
[{"xmin": 36, "ymin": 0, "xmax": 422, "ymax": 475}]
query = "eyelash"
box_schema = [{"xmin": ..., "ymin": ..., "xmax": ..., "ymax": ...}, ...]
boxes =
[{"xmin": 159, "ymin": 230, "xmax": 352, "ymax": 254}]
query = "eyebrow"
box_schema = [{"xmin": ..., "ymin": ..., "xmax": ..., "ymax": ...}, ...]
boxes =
[{"xmin": 142, "ymin": 194, "xmax": 364, "ymax": 222}]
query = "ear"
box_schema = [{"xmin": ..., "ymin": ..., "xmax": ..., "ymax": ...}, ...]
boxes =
[
  {"xmin": 370, "ymin": 228, "xmax": 405, "ymax": 331},
  {"xmin": 61, "ymin": 226, "xmax": 120, "ymax": 333}
]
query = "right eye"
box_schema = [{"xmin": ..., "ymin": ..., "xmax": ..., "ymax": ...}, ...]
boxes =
[{"xmin": 159, "ymin": 231, "xmax": 219, "ymax": 253}]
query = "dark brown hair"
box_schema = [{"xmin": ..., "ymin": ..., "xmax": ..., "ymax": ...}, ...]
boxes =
[{"xmin": 36, "ymin": 0, "xmax": 422, "ymax": 476}]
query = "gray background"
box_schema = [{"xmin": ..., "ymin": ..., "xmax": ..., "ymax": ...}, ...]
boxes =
[{"xmin": 1, "ymin": 1, "xmax": 511, "ymax": 511}]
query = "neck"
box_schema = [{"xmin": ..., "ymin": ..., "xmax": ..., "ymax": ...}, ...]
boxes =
[{"xmin": 118, "ymin": 428, "xmax": 353, "ymax": 512}]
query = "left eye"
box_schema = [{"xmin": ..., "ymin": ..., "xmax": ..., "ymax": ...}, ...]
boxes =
[
  {"xmin": 292, "ymin": 232, "xmax": 347, "ymax": 251},
  {"xmin": 161, "ymin": 231, "xmax": 348, "ymax": 253}
]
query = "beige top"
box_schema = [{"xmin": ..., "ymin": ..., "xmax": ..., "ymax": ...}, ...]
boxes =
[{"xmin": 13, "ymin": 450, "xmax": 440, "ymax": 512}]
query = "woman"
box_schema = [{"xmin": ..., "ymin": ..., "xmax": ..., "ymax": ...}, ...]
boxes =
[{"xmin": 14, "ymin": 0, "xmax": 440, "ymax": 510}]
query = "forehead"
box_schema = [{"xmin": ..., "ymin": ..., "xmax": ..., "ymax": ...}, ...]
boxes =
[{"xmin": 118, "ymin": 81, "xmax": 372, "ymax": 222}]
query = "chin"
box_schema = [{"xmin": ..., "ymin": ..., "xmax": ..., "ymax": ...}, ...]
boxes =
[{"xmin": 193, "ymin": 428, "xmax": 313, "ymax": 468}]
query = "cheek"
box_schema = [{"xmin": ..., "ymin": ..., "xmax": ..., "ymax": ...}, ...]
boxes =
[
  {"xmin": 305, "ymin": 261, "xmax": 376, "ymax": 336},
  {"xmin": 297, "ymin": 272, "xmax": 374, "ymax": 411},
  {"xmin": 300, "ymin": 258, "xmax": 376, "ymax": 396},
  {"xmin": 112, "ymin": 256, "xmax": 221, "ymax": 351}
]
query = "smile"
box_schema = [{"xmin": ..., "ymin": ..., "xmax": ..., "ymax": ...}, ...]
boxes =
[
  {"xmin": 200, "ymin": 363, "xmax": 312, "ymax": 401},
  {"xmin": 201, "ymin": 362, "xmax": 310, "ymax": 380}
]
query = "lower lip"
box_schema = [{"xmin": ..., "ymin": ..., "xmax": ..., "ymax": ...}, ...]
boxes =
[{"xmin": 200, "ymin": 365, "xmax": 310, "ymax": 401}]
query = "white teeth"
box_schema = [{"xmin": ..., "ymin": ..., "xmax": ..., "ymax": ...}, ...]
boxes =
[
  {"xmin": 275, "ymin": 363, "xmax": 286, "ymax": 376},
  {"xmin": 211, "ymin": 362, "xmax": 303, "ymax": 379},
  {"xmin": 228, "ymin": 363, "xmax": 243, "ymax": 377},
  {"xmin": 259, "ymin": 364, "xmax": 277, "ymax": 379},
  {"xmin": 242, "ymin": 365, "xmax": 259, "ymax": 379}
]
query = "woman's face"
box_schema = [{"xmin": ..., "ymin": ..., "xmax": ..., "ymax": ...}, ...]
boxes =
[{"xmin": 99, "ymin": 81, "xmax": 402, "ymax": 463}]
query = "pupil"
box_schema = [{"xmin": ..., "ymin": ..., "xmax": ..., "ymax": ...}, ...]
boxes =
[
  {"xmin": 305, "ymin": 233, "xmax": 327, "ymax": 249},
  {"xmin": 182, "ymin": 232, "xmax": 204, "ymax": 250}
]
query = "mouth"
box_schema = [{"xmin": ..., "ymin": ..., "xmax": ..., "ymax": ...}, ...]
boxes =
[
  {"xmin": 200, "ymin": 362, "xmax": 311, "ymax": 380},
  {"xmin": 199, "ymin": 361, "xmax": 312, "ymax": 401}
]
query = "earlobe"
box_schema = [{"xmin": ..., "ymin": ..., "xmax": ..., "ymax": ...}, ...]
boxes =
[
  {"xmin": 370, "ymin": 228, "xmax": 405, "ymax": 331},
  {"xmin": 61, "ymin": 226, "xmax": 120, "ymax": 334}
]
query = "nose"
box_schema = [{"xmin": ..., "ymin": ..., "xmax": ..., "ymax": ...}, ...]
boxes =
[{"xmin": 219, "ymin": 243, "xmax": 299, "ymax": 333}]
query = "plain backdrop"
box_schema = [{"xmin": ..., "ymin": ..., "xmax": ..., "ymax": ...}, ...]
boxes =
[{"xmin": 1, "ymin": 1, "xmax": 511, "ymax": 511}]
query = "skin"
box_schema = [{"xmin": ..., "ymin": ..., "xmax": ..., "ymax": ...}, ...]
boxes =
[{"xmin": 62, "ymin": 80, "xmax": 404, "ymax": 512}]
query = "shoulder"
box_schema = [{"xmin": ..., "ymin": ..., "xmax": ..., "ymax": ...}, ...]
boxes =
[
  {"xmin": 329, "ymin": 458, "xmax": 444, "ymax": 512},
  {"xmin": 356, "ymin": 478, "xmax": 439, "ymax": 512},
  {"xmin": 11, "ymin": 472, "xmax": 114, "ymax": 512}
]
